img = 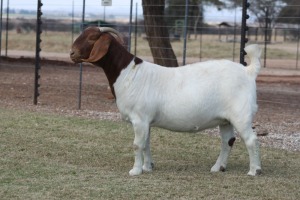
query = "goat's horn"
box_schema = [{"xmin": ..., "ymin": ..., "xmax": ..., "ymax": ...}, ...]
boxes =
[{"xmin": 99, "ymin": 27, "xmax": 124, "ymax": 44}]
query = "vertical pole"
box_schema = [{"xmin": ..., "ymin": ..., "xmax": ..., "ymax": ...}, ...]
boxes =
[
  {"xmin": 78, "ymin": 0, "xmax": 85, "ymax": 110},
  {"xmin": 5, "ymin": 0, "xmax": 9, "ymax": 57},
  {"xmin": 183, "ymin": 0, "xmax": 189, "ymax": 65},
  {"xmin": 264, "ymin": 7, "xmax": 269, "ymax": 68},
  {"xmin": 128, "ymin": 0, "xmax": 133, "ymax": 52},
  {"xmin": 232, "ymin": 2, "xmax": 237, "ymax": 61},
  {"xmin": 240, "ymin": 0, "xmax": 250, "ymax": 66},
  {"xmin": 104, "ymin": 7, "xmax": 106, "ymax": 21},
  {"xmin": 134, "ymin": 3, "xmax": 138, "ymax": 56},
  {"xmin": 199, "ymin": 26, "xmax": 202, "ymax": 61},
  {"xmin": 296, "ymin": 24, "xmax": 299, "ymax": 69},
  {"xmin": 0, "ymin": 0, "xmax": 3, "ymax": 56},
  {"xmin": 72, "ymin": 0, "xmax": 74, "ymax": 44},
  {"xmin": 198, "ymin": 1, "xmax": 203, "ymax": 61},
  {"xmin": 34, "ymin": 0, "xmax": 43, "ymax": 105},
  {"xmin": 296, "ymin": 9, "xmax": 300, "ymax": 69}
]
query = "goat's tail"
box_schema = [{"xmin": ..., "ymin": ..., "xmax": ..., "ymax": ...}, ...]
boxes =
[{"xmin": 245, "ymin": 44, "xmax": 262, "ymax": 78}]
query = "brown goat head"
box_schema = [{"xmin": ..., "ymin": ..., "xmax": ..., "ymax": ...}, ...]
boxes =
[{"xmin": 70, "ymin": 26, "xmax": 116, "ymax": 63}]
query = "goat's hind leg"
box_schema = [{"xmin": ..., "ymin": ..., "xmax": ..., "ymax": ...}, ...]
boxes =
[
  {"xmin": 211, "ymin": 123, "xmax": 235, "ymax": 173},
  {"xmin": 237, "ymin": 125, "xmax": 262, "ymax": 176}
]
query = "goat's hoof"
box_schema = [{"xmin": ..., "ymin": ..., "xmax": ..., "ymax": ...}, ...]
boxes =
[
  {"xmin": 142, "ymin": 167, "xmax": 153, "ymax": 173},
  {"xmin": 142, "ymin": 163, "xmax": 154, "ymax": 173},
  {"xmin": 210, "ymin": 165, "xmax": 226, "ymax": 172},
  {"xmin": 220, "ymin": 166, "xmax": 226, "ymax": 172},
  {"xmin": 129, "ymin": 167, "xmax": 143, "ymax": 176},
  {"xmin": 247, "ymin": 169, "xmax": 262, "ymax": 176},
  {"xmin": 210, "ymin": 165, "xmax": 219, "ymax": 172}
]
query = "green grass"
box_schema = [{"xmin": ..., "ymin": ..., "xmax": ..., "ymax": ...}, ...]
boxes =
[{"xmin": 0, "ymin": 108, "xmax": 299, "ymax": 199}]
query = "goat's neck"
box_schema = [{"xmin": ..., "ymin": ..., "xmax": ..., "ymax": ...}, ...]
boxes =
[{"xmin": 94, "ymin": 40, "xmax": 142, "ymax": 97}]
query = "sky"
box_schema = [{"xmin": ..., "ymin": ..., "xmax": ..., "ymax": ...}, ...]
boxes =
[
  {"xmin": 7, "ymin": 0, "xmax": 143, "ymax": 13},
  {"xmin": 5, "ymin": 0, "xmax": 244, "ymax": 23}
]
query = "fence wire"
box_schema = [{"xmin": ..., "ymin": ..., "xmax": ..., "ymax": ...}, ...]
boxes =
[
  {"xmin": 0, "ymin": 1, "xmax": 299, "ymax": 150},
  {"xmin": 0, "ymin": 1, "xmax": 300, "ymax": 66}
]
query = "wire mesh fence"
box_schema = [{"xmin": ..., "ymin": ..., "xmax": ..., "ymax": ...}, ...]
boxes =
[
  {"xmin": 0, "ymin": 1, "xmax": 299, "ymax": 150},
  {"xmin": 0, "ymin": 0, "xmax": 300, "ymax": 67}
]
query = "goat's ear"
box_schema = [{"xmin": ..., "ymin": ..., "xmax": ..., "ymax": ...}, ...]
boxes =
[{"xmin": 82, "ymin": 34, "xmax": 111, "ymax": 62}]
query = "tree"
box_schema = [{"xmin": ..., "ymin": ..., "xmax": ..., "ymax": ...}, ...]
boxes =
[
  {"xmin": 277, "ymin": 0, "xmax": 300, "ymax": 40},
  {"xmin": 141, "ymin": 0, "xmax": 228, "ymax": 66},
  {"xmin": 228, "ymin": 0, "xmax": 285, "ymax": 27},
  {"xmin": 142, "ymin": 0, "xmax": 179, "ymax": 67},
  {"xmin": 165, "ymin": 0, "xmax": 202, "ymax": 39},
  {"xmin": 228, "ymin": 0, "xmax": 285, "ymax": 42},
  {"xmin": 165, "ymin": 0, "xmax": 225, "ymax": 39},
  {"xmin": 277, "ymin": 0, "xmax": 300, "ymax": 24}
]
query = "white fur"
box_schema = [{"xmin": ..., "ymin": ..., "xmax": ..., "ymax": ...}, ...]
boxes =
[{"xmin": 114, "ymin": 44, "xmax": 262, "ymax": 176}]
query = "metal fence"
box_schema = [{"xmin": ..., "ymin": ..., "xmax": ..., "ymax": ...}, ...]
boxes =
[
  {"xmin": 0, "ymin": 0, "xmax": 300, "ymax": 68},
  {"xmin": 0, "ymin": 1, "xmax": 299, "ymax": 151},
  {"xmin": 0, "ymin": 0, "xmax": 299, "ymax": 111}
]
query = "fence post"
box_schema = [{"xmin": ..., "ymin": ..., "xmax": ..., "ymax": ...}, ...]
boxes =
[
  {"xmin": 232, "ymin": 3, "xmax": 237, "ymax": 61},
  {"xmin": 72, "ymin": 0, "xmax": 74, "ymax": 44},
  {"xmin": 34, "ymin": 0, "xmax": 43, "ymax": 105},
  {"xmin": 263, "ymin": 7, "xmax": 269, "ymax": 68},
  {"xmin": 128, "ymin": 0, "xmax": 133, "ymax": 52},
  {"xmin": 182, "ymin": 0, "xmax": 189, "ymax": 65},
  {"xmin": 5, "ymin": 0, "xmax": 9, "ymax": 57},
  {"xmin": 0, "ymin": 0, "xmax": 3, "ymax": 56},
  {"xmin": 240, "ymin": 0, "xmax": 250, "ymax": 66},
  {"xmin": 134, "ymin": 2, "xmax": 138, "ymax": 56},
  {"xmin": 199, "ymin": 22, "xmax": 202, "ymax": 61},
  {"xmin": 296, "ymin": 24, "xmax": 300, "ymax": 69},
  {"xmin": 78, "ymin": 0, "xmax": 86, "ymax": 110}
]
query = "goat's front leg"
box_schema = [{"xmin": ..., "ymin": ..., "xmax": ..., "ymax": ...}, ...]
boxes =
[
  {"xmin": 142, "ymin": 132, "xmax": 154, "ymax": 172},
  {"xmin": 129, "ymin": 121, "xmax": 150, "ymax": 176}
]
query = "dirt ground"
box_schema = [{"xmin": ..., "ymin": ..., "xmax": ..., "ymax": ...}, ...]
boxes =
[{"xmin": 0, "ymin": 57, "xmax": 299, "ymax": 151}]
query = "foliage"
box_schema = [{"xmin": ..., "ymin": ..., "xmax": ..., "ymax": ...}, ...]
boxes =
[
  {"xmin": 164, "ymin": 0, "xmax": 226, "ymax": 33},
  {"xmin": 277, "ymin": 0, "xmax": 300, "ymax": 24},
  {"xmin": 226, "ymin": 0, "xmax": 285, "ymax": 27}
]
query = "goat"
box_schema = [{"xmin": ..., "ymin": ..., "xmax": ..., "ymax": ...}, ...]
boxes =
[{"xmin": 70, "ymin": 26, "xmax": 262, "ymax": 176}]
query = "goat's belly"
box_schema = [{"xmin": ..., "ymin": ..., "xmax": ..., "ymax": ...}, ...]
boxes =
[{"xmin": 152, "ymin": 116, "xmax": 227, "ymax": 133}]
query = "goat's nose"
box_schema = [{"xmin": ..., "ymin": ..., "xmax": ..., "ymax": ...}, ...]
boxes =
[{"xmin": 70, "ymin": 49, "xmax": 76, "ymax": 57}]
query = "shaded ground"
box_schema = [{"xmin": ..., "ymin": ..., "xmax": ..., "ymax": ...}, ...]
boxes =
[{"xmin": 0, "ymin": 57, "xmax": 299, "ymax": 151}]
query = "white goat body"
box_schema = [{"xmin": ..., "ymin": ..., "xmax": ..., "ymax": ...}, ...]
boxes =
[
  {"xmin": 115, "ymin": 58, "xmax": 257, "ymax": 132},
  {"xmin": 70, "ymin": 27, "xmax": 262, "ymax": 176},
  {"xmin": 115, "ymin": 44, "xmax": 261, "ymax": 176}
]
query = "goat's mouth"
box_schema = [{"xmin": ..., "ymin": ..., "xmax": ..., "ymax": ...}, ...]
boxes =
[
  {"xmin": 70, "ymin": 57, "xmax": 83, "ymax": 63},
  {"xmin": 70, "ymin": 50, "xmax": 83, "ymax": 63}
]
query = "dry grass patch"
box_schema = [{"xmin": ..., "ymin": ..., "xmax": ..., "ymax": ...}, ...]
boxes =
[
  {"xmin": 0, "ymin": 108, "xmax": 299, "ymax": 199},
  {"xmin": 3, "ymin": 31, "xmax": 298, "ymax": 61}
]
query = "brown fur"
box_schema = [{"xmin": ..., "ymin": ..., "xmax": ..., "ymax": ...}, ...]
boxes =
[{"xmin": 71, "ymin": 27, "xmax": 143, "ymax": 98}]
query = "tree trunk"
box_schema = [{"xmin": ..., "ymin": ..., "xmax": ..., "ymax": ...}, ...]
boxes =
[{"xmin": 142, "ymin": 0, "xmax": 178, "ymax": 67}]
